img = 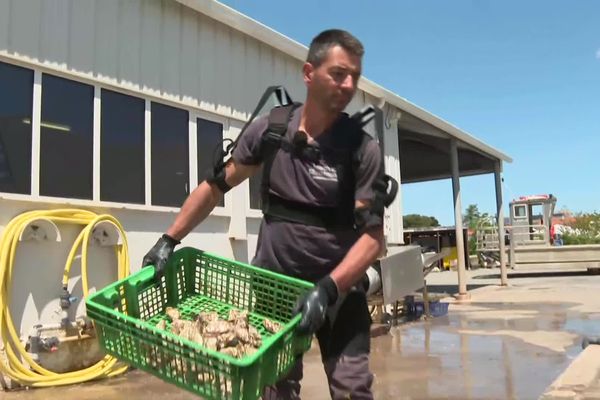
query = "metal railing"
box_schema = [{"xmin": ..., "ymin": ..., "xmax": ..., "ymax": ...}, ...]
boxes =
[
  {"xmin": 476, "ymin": 223, "xmax": 551, "ymax": 270},
  {"xmin": 476, "ymin": 224, "xmax": 549, "ymax": 252}
]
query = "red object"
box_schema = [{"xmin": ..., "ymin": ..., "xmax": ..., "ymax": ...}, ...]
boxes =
[{"xmin": 516, "ymin": 194, "xmax": 550, "ymax": 202}]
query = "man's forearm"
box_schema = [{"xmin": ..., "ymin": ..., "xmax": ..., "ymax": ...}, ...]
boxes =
[
  {"xmin": 164, "ymin": 160, "xmax": 259, "ymax": 242},
  {"xmin": 329, "ymin": 227, "xmax": 384, "ymax": 292},
  {"xmin": 166, "ymin": 181, "xmax": 223, "ymax": 241}
]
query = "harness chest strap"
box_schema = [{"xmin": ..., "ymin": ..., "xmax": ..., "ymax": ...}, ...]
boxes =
[
  {"xmin": 259, "ymin": 104, "xmax": 365, "ymax": 229},
  {"xmin": 205, "ymin": 85, "xmax": 398, "ymax": 229}
]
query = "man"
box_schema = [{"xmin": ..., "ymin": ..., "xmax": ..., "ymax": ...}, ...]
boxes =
[
  {"xmin": 143, "ymin": 29, "xmax": 384, "ymax": 399},
  {"xmin": 552, "ymin": 223, "xmax": 564, "ymax": 246}
]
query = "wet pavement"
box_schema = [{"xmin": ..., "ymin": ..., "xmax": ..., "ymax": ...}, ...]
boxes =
[{"xmin": 6, "ymin": 270, "xmax": 600, "ymax": 399}]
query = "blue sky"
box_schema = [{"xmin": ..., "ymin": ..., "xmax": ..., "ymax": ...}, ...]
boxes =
[{"xmin": 220, "ymin": 0, "xmax": 600, "ymax": 225}]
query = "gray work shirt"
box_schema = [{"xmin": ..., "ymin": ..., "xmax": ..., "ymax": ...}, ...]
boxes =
[{"xmin": 232, "ymin": 106, "xmax": 382, "ymax": 282}]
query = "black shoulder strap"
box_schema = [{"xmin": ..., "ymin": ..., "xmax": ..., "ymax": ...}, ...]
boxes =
[
  {"xmin": 258, "ymin": 103, "xmax": 398, "ymax": 228},
  {"xmin": 330, "ymin": 113, "xmax": 369, "ymax": 225},
  {"xmin": 211, "ymin": 86, "xmax": 294, "ymax": 180},
  {"xmin": 260, "ymin": 102, "xmax": 302, "ymax": 213},
  {"xmin": 347, "ymin": 106, "xmax": 376, "ymax": 176},
  {"xmin": 349, "ymin": 106, "xmax": 398, "ymax": 208}
]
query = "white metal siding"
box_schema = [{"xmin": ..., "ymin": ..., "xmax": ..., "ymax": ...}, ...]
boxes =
[
  {"xmin": 0, "ymin": 0, "xmax": 307, "ymax": 120},
  {"xmin": 0, "ymin": 199, "xmax": 236, "ymax": 339},
  {"xmin": 0, "ymin": 0, "xmax": 401, "ymax": 257},
  {"xmin": 0, "ymin": 0, "xmax": 404, "ymax": 339}
]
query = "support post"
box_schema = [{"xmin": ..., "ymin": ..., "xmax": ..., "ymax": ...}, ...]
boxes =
[
  {"xmin": 450, "ymin": 139, "xmax": 469, "ymax": 300},
  {"xmin": 495, "ymin": 161, "xmax": 508, "ymax": 286},
  {"xmin": 509, "ymin": 229, "xmax": 516, "ymax": 270}
]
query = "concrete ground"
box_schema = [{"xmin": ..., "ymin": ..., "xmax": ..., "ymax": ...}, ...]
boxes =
[
  {"xmin": 540, "ymin": 344, "xmax": 600, "ymax": 400},
  {"xmin": 5, "ymin": 268, "xmax": 600, "ymax": 399}
]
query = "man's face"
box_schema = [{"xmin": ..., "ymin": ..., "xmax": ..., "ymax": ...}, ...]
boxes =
[{"xmin": 304, "ymin": 45, "xmax": 362, "ymax": 114}]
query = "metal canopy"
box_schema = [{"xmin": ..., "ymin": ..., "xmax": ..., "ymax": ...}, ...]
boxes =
[
  {"xmin": 397, "ymin": 113, "xmax": 506, "ymax": 184},
  {"xmin": 176, "ymin": 0, "xmax": 512, "ymax": 179}
]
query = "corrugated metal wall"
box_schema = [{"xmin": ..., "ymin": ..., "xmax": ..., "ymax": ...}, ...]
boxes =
[
  {"xmin": 0, "ymin": 0, "xmax": 402, "ymax": 341},
  {"xmin": 0, "ymin": 0, "xmax": 312, "ymax": 121}
]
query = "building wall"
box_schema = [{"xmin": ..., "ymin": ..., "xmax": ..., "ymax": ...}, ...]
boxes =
[
  {"xmin": 0, "ymin": 0, "xmax": 308, "ymax": 119},
  {"xmin": 0, "ymin": 0, "xmax": 403, "ymax": 339}
]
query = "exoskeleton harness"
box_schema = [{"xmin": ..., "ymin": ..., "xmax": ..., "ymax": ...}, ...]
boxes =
[{"xmin": 207, "ymin": 86, "xmax": 398, "ymax": 232}]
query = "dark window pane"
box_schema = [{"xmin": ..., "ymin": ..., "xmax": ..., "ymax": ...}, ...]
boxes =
[
  {"xmin": 100, "ymin": 89, "xmax": 145, "ymax": 204},
  {"xmin": 197, "ymin": 118, "xmax": 224, "ymax": 207},
  {"xmin": 40, "ymin": 74, "xmax": 93, "ymax": 199},
  {"xmin": 151, "ymin": 102, "xmax": 189, "ymax": 207},
  {"xmin": 249, "ymin": 169, "xmax": 262, "ymax": 210},
  {"xmin": 0, "ymin": 62, "xmax": 33, "ymax": 194}
]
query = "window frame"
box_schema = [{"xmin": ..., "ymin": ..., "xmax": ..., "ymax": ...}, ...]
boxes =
[
  {"xmin": 0, "ymin": 61, "xmax": 34, "ymax": 195},
  {"xmin": 192, "ymin": 109, "xmax": 229, "ymax": 210},
  {"xmin": 0, "ymin": 57, "xmax": 233, "ymax": 217},
  {"xmin": 512, "ymin": 204, "xmax": 528, "ymax": 220},
  {"xmin": 38, "ymin": 72, "xmax": 94, "ymax": 200},
  {"xmin": 99, "ymin": 87, "xmax": 146, "ymax": 204},
  {"xmin": 150, "ymin": 100, "xmax": 191, "ymax": 208}
]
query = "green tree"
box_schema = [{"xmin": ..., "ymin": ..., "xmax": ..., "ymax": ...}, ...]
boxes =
[
  {"xmin": 464, "ymin": 204, "xmax": 494, "ymax": 255},
  {"xmin": 463, "ymin": 204, "xmax": 481, "ymax": 230},
  {"xmin": 403, "ymin": 214, "xmax": 440, "ymax": 228}
]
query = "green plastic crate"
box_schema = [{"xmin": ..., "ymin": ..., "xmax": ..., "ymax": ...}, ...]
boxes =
[{"xmin": 85, "ymin": 247, "xmax": 314, "ymax": 400}]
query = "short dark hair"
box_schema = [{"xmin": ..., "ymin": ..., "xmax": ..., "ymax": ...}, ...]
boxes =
[{"xmin": 306, "ymin": 29, "xmax": 364, "ymax": 67}]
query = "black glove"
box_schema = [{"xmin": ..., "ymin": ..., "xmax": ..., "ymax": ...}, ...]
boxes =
[
  {"xmin": 142, "ymin": 234, "xmax": 180, "ymax": 280},
  {"xmin": 294, "ymin": 275, "xmax": 339, "ymax": 335}
]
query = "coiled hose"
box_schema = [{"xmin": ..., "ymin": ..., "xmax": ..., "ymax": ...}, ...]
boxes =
[{"xmin": 0, "ymin": 209, "xmax": 129, "ymax": 387}]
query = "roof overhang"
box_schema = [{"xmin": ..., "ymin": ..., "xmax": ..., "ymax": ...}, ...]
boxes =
[{"xmin": 176, "ymin": 0, "xmax": 513, "ymax": 184}]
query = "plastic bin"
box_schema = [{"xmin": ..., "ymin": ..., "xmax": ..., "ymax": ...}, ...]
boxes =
[
  {"xmin": 86, "ymin": 247, "xmax": 314, "ymax": 399},
  {"xmin": 406, "ymin": 300, "xmax": 449, "ymax": 318}
]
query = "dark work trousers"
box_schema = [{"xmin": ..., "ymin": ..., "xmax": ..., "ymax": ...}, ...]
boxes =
[{"xmin": 262, "ymin": 288, "xmax": 374, "ymax": 400}]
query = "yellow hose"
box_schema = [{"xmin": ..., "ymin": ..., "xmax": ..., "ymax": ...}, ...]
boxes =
[{"xmin": 0, "ymin": 209, "xmax": 130, "ymax": 387}]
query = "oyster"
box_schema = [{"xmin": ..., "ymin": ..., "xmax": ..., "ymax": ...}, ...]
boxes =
[
  {"xmin": 165, "ymin": 307, "xmax": 181, "ymax": 321},
  {"xmin": 263, "ymin": 318, "xmax": 282, "ymax": 334}
]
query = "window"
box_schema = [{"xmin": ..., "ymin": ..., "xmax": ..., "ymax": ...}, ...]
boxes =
[
  {"xmin": 0, "ymin": 62, "xmax": 33, "ymax": 194},
  {"xmin": 40, "ymin": 74, "xmax": 93, "ymax": 199},
  {"xmin": 100, "ymin": 89, "xmax": 145, "ymax": 204},
  {"xmin": 531, "ymin": 204, "xmax": 544, "ymax": 225},
  {"xmin": 197, "ymin": 118, "xmax": 224, "ymax": 207},
  {"xmin": 151, "ymin": 102, "xmax": 189, "ymax": 207},
  {"xmin": 513, "ymin": 205, "xmax": 527, "ymax": 219}
]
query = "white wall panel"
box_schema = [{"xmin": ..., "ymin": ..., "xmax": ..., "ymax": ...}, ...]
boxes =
[
  {"xmin": 0, "ymin": 0, "xmax": 397, "ymax": 237},
  {"xmin": 0, "ymin": 0, "xmax": 412, "ymax": 347},
  {"xmin": 197, "ymin": 12, "xmax": 217, "ymax": 112},
  {"xmin": 285, "ymin": 55, "xmax": 305, "ymax": 100},
  {"xmin": 272, "ymin": 49, "xmax": 286, "ymax": 89},
  {"xmin": 0, "ymin": 199, "xmax": 234, "ymax": 337},
  {"xmin": 383, "ymin": 109, "xmax": 403, "ymax": 244},
  {"xmin": 213, "ymin": 21, "xmax": 232, "ymax": 116},
  {"xmin": 118, "ymin": 0, "xmax": 143, "ymax": 90},
  {"xmin": 229, "ymin": 28, "xmax": 247, "ymax": 120},
  {"xmin": 258, "ymin": 43, "xmax": 275, "ymax": 105},
  {"xmin": 9, "ymin": 0, "xmax": 42, "ymax": 61},
  {"xmin": 180, "ymin": 5, "xmax": 200, "ymax": 106},
  {"xmin": 40, "ymin": 0, "xmax": 69, "ymax": 69},
  {"xmin": 0, "ymin": 0, "xmax": 383, "ymax": 127},
  {"xmin": 69, "ymin": 0, "xmax": 95, "ymax": 74},
  {"xmin": 140, "ymin": 0, "xmax": 162, "ymax": 96},
  {"xmin": 161, "ymin": 0, "xmax": 182, "ymax": 101},
  {"xmin": 93, "ymin": 0, "xmax": 119, "ymax": 83},
  {"xmin": 242, "ymin": 36, "xmax": 261, "ymax": 113},
  {"xmin": 0, "ymin": 0, "xmax": 10, "ymax": 50},
  {"xmin": 0, "ymin": 0, "xmax": 323, "ymax": 122}
]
